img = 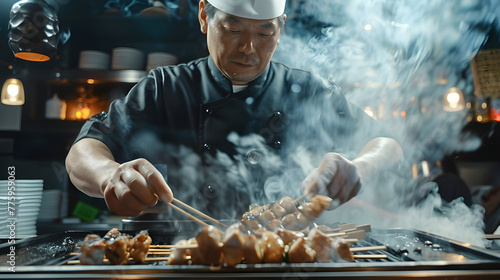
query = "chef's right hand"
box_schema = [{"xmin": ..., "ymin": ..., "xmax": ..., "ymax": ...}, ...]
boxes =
[
  {"xmin": 102, "ymin": 158, "xmax": 173, "ymax": 216},
  {"xmin": 301, "ymin": 153, "xmax": 361, "ymax": 209}
]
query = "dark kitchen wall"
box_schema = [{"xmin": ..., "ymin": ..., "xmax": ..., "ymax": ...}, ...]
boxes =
[
  {"xmin": 0, "ymin": 0, "xmax": 208, "ymax": 219},
  {"xmin": 1, "ymin": 0, "xmax": 207, "ymax": 71}
]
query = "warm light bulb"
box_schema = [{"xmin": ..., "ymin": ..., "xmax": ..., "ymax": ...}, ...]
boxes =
[
  {"xmin": 1, "ymin": 78, "xmax": 25, "ymax": 105},
  {"xmin": 447, "ymin": 92, "xmax": 460, "ymax": 105},
  {"xmin": 443, "ymin": 87, "xmax": 464, "ymax": 112},
  {"xmin": 7, "ymin": 84, "xmax": 19, "ymax": 97}
]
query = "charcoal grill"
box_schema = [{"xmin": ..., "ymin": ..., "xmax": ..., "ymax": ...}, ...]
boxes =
[{"xmin": 1, "ymin": 224, "xmax": 499, "ymax": 280}]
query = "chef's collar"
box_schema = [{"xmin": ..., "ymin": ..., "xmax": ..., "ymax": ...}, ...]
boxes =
[{"xmin": 207, "ymin": 55, "xmax": 270, "ymax": 97}]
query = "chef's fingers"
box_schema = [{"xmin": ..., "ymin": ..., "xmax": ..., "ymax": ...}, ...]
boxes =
[
  {"xmin": 103, "ymin": 182, "xmax": 145, "ymax": 216},
  {"xmin": 120, "ymin": 167, "xmax": 158, "ymax": 207},
  {"xmin": 301, "ymin": 168, "xmax": 320, "ymax": 197},
  {"xmin": 112, "ymin": 180, "xmax": 150, "ymax": 212},
  {"xmin": 326, "ymin": 170, "xmax": 346, "ymax": 202},
  {"xmin": 135, "ymin": 159, "xmax": 174, "ymax": 204}
]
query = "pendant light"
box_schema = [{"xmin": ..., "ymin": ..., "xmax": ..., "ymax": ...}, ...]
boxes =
[
  {"xmin": 1, "ymin": 78, "xmax": 25, "ymax": 106},
  {"xmin": 8, "ymin": 0, "xmax": 59, "ymax": 62}
]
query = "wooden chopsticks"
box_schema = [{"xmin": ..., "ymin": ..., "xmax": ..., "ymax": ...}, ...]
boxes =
[{"xmin": 169, "ymin": 198, "xmax": 228, "ymax": 229}]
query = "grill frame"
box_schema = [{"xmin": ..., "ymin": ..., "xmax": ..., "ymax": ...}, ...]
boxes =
[{"xmin": 1, "ymin": 228, "xmax": 499, "ymax": 279}]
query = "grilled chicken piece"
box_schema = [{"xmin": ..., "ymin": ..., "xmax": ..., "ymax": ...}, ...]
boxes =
[
  {"xmin": 298, "ymin": 202, "xmax": 323, "ymax": 220},
  {"xmin": 260, "ymin": 231, "xmax": 285, "ymax": 263},
  {"xmin": 269, "ymin": 202, "xmax": 287, "ymax": 218},
  {"xmin": 167, "ymin": 239, "xmax": 191, "ymax": 265},
  {"xmin": 288, "ymin": 236, "xmax": 315, "ymax": 263},
  {"xmin": 249, "ymin": 204, "xmax": 267, "ymax": 216},
  {"xmin": 257, "ymin": 209, "xmax": 276, "ymax": 226},
  {"xmin": 240, "ymin": 213, "xmax": 263, "ymax": 232},
  {"xmin": 196, "ymin": 225, "xmax": 224, "ymax": 266},
  {"xmin": 104, "ymin": 228, "xmax": 121, "ymax": 239},
  {"xmin": 221, "ymin": 224, "xmax": 245, "ymax": 266},
  {"xmin": 308, "ymin": 228, "xmax": 332, "ymax": 263},
  {"xmin": 79, "ymin": 234, "xmax": 107, "ymax": 265},
  {"xmin": 331, "ymin": 238, "xmax": 354, "ymax": 262},
  {"xmin": 243, "ymin": 234, "xmax": 263, "ymax": 264},
  {"xmin": 282, "ymin": 213, "xmax": 302, "ymax": 231},
  {"xmin": 266, "ymin": 219, "xmax": 282, "ymax": 231},
  {"xmin": 310, "ymin": 195, "xmax": 332, "ymax": 210},
  {"xmin": 276, "ymin": 228, "xmax": 305, "ymax": 246},
  {"xmin": 279, "ymin": 196, "xmax": 297, "ymax": 213},
  {"xmin": 129, "ymin": 230, "xmax": 152, "ymax": 264},
  {"xmin": 296, "ymin": 212, "xmax": 311, "ymax": 229},
  {"xmin": 187, "ymin": 238, "xmax": 202, "ymax": 265},
  {"xmin": 105, "ymin": 235, "xmax": 133, "ymax": 265}
]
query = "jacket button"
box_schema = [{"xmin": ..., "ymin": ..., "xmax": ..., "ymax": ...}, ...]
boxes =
[
  {"xmin": 203, "ymin": 143, "xmax": 211, "ymax": 150},
  {"xmin": 273, "ymin": 140, "xmax": 281, "ymax": 149}
]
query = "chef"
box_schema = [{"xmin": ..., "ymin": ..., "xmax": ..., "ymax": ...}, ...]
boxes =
[{"xmin": 65, "ymin": 0, "xmax": 403, "ymax": 217}]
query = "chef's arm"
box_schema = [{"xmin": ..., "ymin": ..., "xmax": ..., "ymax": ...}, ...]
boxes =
[
  {"xmin": 302, "ymin": 137, "xmax": 403, "ymax": 204},
  {"xmin": 66, "ymin": 138, "xmax": 173, "ymax": 216},
  {"xmin": 66, "ymin": 138, "xmax": 118, "ymax": 198}
]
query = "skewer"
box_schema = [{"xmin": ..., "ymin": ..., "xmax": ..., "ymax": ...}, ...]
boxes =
[
  {"xmin": 353, "ymin": 254, "xmax": 387, "ymax": 259},
  {"xmin": 149, "ymin": 245, "xmax": 177, "ymax": 248},
  {"xmin": 293, "ymin": 193, "xmax": 308, "ymax": 204},
  {"xmin": 350, "ymin": 245, "xmax": 387, "ymax": 252},
  {"xmin": 326, "ymin": 230, "xmax": 365, "ymax": 240},
  {"xmin": 485, "ymin": 234, "xmax": 500, "ymax": 239},
  {"xmin": 67, "ymin": 257, "xmax": 172, "ymax": 265},
  {"xmin": 169, "ymin": 203, "xmax": 209, "ymax": 228},
  {"xmin": 172, "ymin": 198, "xmax": 228, "ymax": 229},
  {"xmin": 326, "ymin": 232, "xmax": 347, "ymax": 238}
]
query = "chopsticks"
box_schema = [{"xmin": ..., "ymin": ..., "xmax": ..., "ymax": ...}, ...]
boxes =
[{"xmin": 169, "ymin": 198, "xmax": 228, "ymax": 229}]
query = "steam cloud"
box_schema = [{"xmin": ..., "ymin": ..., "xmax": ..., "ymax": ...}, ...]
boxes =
[
  {"xmin": 270, "ymin": 0, "xmax": 500, "ymax": 247},
  {"xmin": 129, "ymin": 0, "xmax": 499, "ymax": 247}
]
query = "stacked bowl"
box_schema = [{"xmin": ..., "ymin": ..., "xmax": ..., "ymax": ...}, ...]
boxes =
[{"xmin": 0, "ymin": 179, "xmax": 43, "ymax": 238}]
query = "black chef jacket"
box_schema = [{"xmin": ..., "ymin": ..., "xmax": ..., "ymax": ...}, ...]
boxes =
[{"xmin": 75, "ymin": 56, "xmax": 381, "ymax": 217}]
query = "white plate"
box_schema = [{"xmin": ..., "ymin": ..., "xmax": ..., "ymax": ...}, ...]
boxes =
[{"xmin": 0, "ymin": 179, "xmax": 43, "ymax": 184}]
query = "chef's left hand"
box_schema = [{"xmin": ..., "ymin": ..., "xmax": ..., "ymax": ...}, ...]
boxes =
[{"xmin": 301, "ymin": 152, "xmax": 361, "ymax": 207}]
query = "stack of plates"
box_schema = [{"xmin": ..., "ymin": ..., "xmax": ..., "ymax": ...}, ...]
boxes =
[
  {"xmin": 79, "ymin": 50, "xmax": 110, "ymax": 70},
  {"xmin": 38, "ymin": 189, "xmax": 61, "ymax": 221},
  {"xmin": 0, "ymin": 179, "xmax": 43, "ymax": 238},
  {"xmin": 111, "ymin": 47, "xmax": 145, "ymax": 70},
  {"xmin": 146, "ymin": 52, "xmax": 178, "ymax": 70}
]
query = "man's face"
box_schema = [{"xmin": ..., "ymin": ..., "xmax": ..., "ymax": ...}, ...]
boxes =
[{"xmin": 199, "ymin": 2, "xmax": 284, "ymax": 85}]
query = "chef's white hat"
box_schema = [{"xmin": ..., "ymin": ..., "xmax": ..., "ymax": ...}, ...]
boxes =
[{"xmin": 207, "ymin": 0, "xmax": 286, "ymax": 20}]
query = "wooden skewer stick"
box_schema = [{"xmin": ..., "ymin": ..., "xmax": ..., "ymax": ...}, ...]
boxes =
[
  {"xmin": 172, "ymin": 198, "xmax": 228, "ymax": 229},
  {"xmin": 344, "ymin": 239, "xmax": 359, "ymax": 243},
  {"xmin": 350, "ymin": 245, "xmax": 387, "ymax": 252},
  {"xmin": 67, "ymin": 256, "xmax": 172, "ymax": 265},
  {"xmin": 149, "ymin": 245, "xmax": 177, "ymax": 248},
  {"xmin": 293, "ymin": 193, "xmax": 309, "ymax": 204},
  {"xmin": 148, "ymin": 248, "xmax": 172, "ymax": 252},
  {"xmin": 485, "ymin": 234, "xmax": 500, "ymax": 239},
  {"xmin": 169, "ymin": 203, "xmax": 209, "ymax": 228},
  {"xmin": 353, "ymin": 254, "xmax": 387, "ymax": 259},
  {"xmin": 326, "ymin": 232, "xmax": 347, "ymax": 238}
]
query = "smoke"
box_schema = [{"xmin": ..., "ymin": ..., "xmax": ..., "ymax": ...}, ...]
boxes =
[
  {"xmin": 268, "ymin": 0, "xmax": 500, "ymax": 247},
  {"xmin": 120, "ymin": 0, "xmax": 500, "ymax": 247}
]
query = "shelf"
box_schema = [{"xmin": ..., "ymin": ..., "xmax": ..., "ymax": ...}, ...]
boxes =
[{"xmin": 26, "ymin": 69, "xmax": 148, "ymax": 84}]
